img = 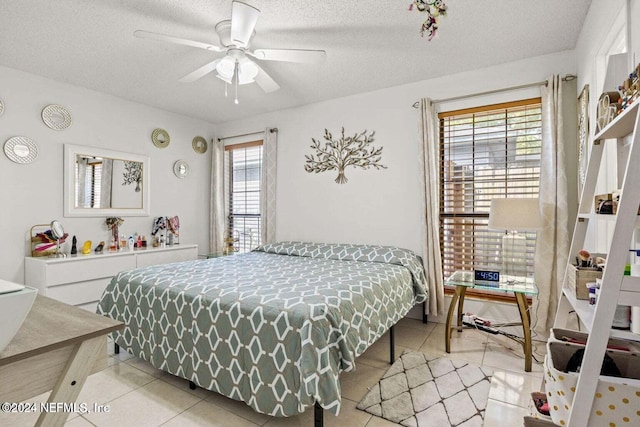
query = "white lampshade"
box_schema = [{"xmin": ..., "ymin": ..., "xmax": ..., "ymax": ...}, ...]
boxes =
[
  {"xmin": 215, "ymin": 56, "xmax": 258, "ymax": 86},
  {"xmin": 488, "ymin": 198, "xmax": 542, "ymax": 231},
  {"xmin": 237, "ymin": 57, "xmax": 258, "ymax": 84},
  {"xmin": 216, "ymin": 56, "xmax": 235, "ymax": 80}
]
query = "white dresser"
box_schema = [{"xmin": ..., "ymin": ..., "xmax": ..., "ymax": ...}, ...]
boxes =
[{"xmin": 24, "ymin": 244, "xmax": 198, "ymax": 312}]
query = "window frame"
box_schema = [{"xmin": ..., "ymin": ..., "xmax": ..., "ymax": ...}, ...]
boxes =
[
  {"xmin": 225, "ymin": 139, "xmax": 263, "ymax": 253},
  {"xmin": 438, "ymin": 98, "xmax": 542, "ymax": 302}
]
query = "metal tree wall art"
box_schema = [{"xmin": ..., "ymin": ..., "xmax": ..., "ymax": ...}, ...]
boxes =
[
  {"xmin": 122, "ymin": 161, "xmax": 142, "ymax": 192},
  {"xmin": 304, "ymin": 128, "xmax": 387, "ymax": 184}
]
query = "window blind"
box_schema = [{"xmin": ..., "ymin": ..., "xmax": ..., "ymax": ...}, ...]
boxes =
[
  {"xmin": 225, "ymin": 141, "xmax": 263, "ymax": 253},
  {"xmin": 439, "ymin": 99, "xmax": 542, "ymax": 279}
]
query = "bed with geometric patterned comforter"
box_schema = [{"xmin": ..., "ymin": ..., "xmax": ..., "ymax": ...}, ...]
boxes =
[{"xmin": 97, "ymin": 242, "xmax": 427, "ymax": 418}]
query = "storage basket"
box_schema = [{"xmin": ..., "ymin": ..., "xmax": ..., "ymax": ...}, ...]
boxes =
[
  {"xmin": 30, "ymin": 224, "xmax": 58, "ymax": 257},
  {"xmin": 550, "ymin": 328, "xmax": 640, "ymax": 353},
  {"xmin": 566, "ymin": 264, "xmax": 601, "ymax": 300},
  {"xmin": 544, "ymin": 339, "xmax": 640, "ymax": 426}
]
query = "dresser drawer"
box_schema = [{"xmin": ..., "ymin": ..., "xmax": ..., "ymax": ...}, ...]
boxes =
[
  {"xmin": 136, "ymin": 246, "xmax": 198, "ymax": 268},
  {"xmin": 25, "ymin": 245, "xmax": 197, "ymax": 308},
  {"xmin": 46, "ymin": 278, "xmax": 113, "ymax": 307},
  {"xmin": 44, "ymin": 255, "xmax": 136, "ymax": 287}
]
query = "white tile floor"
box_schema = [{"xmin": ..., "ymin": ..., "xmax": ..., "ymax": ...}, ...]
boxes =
[{"xmin": 1, "ymin": 318, "xmax": 547, "ymax": 426}]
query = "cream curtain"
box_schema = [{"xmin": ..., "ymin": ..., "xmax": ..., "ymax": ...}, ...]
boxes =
[
  {"xmin": 418, "ymin": 98, "xmax": 445, "ymax": 316},
  {"xmin": 100, "ymin": 158, "xmax": 113, "ymax": 209},
  {"xmin": 77, "ymin": 157, "xmax": 88, "ymax": 208},
  {"xmin": 260, "ymin": 128, "xmax": 277, "ymax": 245},
  {"xmin": 209, "ymin": 138, "xmax": 226, "ymax": 254},
  {"xmin": 533, "ymin": 75, "xmax": 570, "ymax": 336}
]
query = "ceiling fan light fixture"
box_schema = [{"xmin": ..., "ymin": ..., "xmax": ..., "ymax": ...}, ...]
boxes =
[
  {"xmin": 237, "ymin": 58, "xmax": 259, "ymax": 84},
  {"xmin": 216, "ymin": 74, "xmax": 233, "ymax": 85},
  {"xmin": 216, "ymin": 56, "xmax": 236, "ymax": 80}
]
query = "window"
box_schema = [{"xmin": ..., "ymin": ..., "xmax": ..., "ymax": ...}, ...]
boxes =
[
  {"xmin": 439, "ymin": 99, "xmax": 542, "ymax": 284},
  {"xmin": 225, "ymin": 141, "xmax": 263, "ymax": 253}
]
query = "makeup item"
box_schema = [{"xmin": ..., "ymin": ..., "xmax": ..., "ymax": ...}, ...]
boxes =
[
  {"xmin": 137, "ymin": 235, "xmax": 142, "ymax": 248},
  {"xmin": 128, "ymin": 235, "xmax": 135, "ymax": 251},
  {"xmin": 70, "ymin": 236, "xmax": 77, "ymax": 255},
  {"xmin": 588, "ymin": 285, "xmax": 597, "ymax": 305}
]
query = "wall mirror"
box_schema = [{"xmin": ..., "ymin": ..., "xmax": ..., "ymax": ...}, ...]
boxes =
[{"xmin": 64, "ymin": 144, "xmax": 150, "ymax": 217}]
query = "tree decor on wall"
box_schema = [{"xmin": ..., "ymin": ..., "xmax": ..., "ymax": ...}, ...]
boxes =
[
  {"xmin": 408, "ymin": 0, "xmax": 448, "ymax": 41},
  {"xmin": 304, "ymin": 127, "xmax": 387, "ymax": 184},
  {"xmin": 122, "ymin": 161, "xmax": 142, "ymax": 192}
]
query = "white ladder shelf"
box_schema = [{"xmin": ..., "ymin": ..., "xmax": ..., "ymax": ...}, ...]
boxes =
[{"xmin": 553, "ymin": 101, "xmax": 640, "ymax": 426}]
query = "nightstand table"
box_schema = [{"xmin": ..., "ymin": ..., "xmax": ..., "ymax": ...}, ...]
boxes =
[
  {"xmin": 444, "ymin": 270, "xmax": 538, "ymax": 372},
  {"xmin": 0, "ymin": 296, "xmax": 122, "ymax": 426}
]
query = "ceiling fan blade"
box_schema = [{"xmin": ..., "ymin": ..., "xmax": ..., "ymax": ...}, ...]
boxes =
[
  {"xmin": 230, "ymin": 1, "xmax": 260, "ymax": 47},
  {"xmin": 179, "ymin": 59, "xmax": 222, "ymax": 83},
  {"xmin": 134, "ymin": 30, "xmax": 224, "ymax": 52},
  {"xmin": 252, "ymin": 63, "xmax": 280, "ymax": 93},
  {"xmin": 249, "ymin": 49, "xmax": 326, "ymax": 64}
]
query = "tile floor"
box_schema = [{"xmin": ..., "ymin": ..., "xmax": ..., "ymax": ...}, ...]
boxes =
[{"xmin": 1, "ymin": 318, "xmax": 548, "ymax": 426}]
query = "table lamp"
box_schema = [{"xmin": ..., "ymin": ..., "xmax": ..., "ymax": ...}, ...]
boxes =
[{"xmin": 488, "ymin": 198, "xmax": 542, "ymax": 280}]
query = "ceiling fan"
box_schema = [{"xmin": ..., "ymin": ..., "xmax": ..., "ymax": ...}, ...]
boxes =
[{"xmin": 134, "ymin": 1, "xmax": 326, "ymax": 103}]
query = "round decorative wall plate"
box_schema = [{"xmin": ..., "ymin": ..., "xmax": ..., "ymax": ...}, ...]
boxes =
[
  {"xmin": 42, "ymin": 104, "xmax": 72, "ymax": 130},
  {"xmin": 192, "ymin": 136, "xmax": 207, "ymax": 154},
  {"xmin": 152, "ymin": 128, "xmax": 170, "ymax": 148},
  {"xmin": 4, "ymin": 136, "xmax": 39, "ymax": 164},
  {"xmin": 173, "ymin": 160, "xmax": 190, "ymax": 178},
  {"xmin": 0, "ymin": 98, "xmax": 4, "ymax": 117}
]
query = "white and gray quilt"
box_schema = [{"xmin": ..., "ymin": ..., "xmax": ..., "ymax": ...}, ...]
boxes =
[{"xmin": 97, "ymin": 242, "xmax": 428, "ymax": 417}]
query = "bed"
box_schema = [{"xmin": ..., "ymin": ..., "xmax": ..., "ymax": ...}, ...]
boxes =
[{"xmin": 97, "ymin": 241, "xmax": 427, "ymax": 420}]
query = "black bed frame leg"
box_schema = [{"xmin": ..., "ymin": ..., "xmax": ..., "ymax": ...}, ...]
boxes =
[
  {"xmin": 114, "ymin": 343, "xmax": 120, "ymax": 354},
  {"xmin": 189, "ymin": 381, "xmax": 197, "ymax": 390},
  {"xmin": 314, "ymin": 402, "xmax": 323, "ymax": 427},
  {"xmin": 389, "ymin": 325, "xmax": 395, "ymax": 363},
  {"xmin": 422, "ymin": 301, "xmax": 429, "ymax": 324}
]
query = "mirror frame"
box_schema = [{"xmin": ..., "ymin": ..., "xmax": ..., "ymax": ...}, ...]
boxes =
[{"xmin": 64, "ymin": 144, "xmax": 150, "ymax": 217}]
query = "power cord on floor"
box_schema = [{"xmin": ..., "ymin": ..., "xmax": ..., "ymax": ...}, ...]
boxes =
[{"xmin": 461, "ymin": 312, "xmax": 546, "ymax": 365}]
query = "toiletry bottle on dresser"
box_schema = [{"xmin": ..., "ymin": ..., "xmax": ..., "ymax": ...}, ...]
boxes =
[{"xmin": 128, "ymin": 235, "xmax": 135, "ymax": 251}]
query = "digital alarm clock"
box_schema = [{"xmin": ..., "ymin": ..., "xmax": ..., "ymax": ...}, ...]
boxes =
[{"xmin": 474, "ymin": 270, "xmax": 500, "ymax": 282}]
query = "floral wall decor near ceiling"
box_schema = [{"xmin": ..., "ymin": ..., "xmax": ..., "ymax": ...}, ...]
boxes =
[
  {"xmin": 304, "ymin": 127, "xmax": 387, "ymax": 184},
  {"xmin": 409, "ymin": 0, "xmax": 448, "ymax": 41},
  {"xmin": 122, "ymin": 161, "xmax": 142, "ymax": 192}
]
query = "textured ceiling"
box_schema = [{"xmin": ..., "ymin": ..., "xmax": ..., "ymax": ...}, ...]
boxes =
[{"xmin": 0, "ymin": 0, "xmax": 592, "ymax": 124}]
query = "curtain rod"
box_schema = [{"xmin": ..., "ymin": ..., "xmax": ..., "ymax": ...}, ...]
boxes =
[
  {"xmin": 217, "ymin": 127, "xmax": 278, "ymax": 142},
  {"xmin": 411, "ymin": 74, "xmax": 576, "ymax": 108}
]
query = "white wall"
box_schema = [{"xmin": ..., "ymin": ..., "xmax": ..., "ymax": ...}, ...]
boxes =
[
  {"xmin": 0, "ymin": 65, "xmax": 214, "ymax": 284},
  {"xmin": 0, "ymin": 42, "xmax": 584, "ymax": 326},
  {"xmin": 575, "ymin": 0, "xmax": 640, "ymax": 253},
  {"xmin": 217, "ymin": 50, "xmax": 577, "ymax": 322}
]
